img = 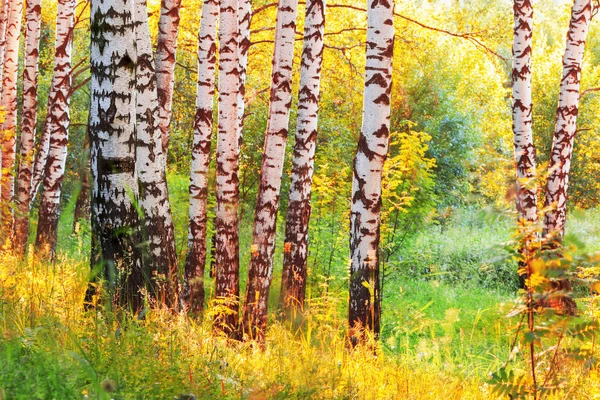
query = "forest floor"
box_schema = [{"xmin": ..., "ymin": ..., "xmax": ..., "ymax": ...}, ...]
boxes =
[{"xmin": 3, "ymin": 177, "xmax": 600, "ymax": 398}]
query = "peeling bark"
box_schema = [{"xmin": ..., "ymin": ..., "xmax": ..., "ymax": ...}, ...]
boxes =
[
  {"xmin": 279, "ymin": 0, "xmax": 325, "ymax": 316},
  {"xmin": 242, "ymin": 0, "xmax": 298, "ymax": 340},
  {"xmin": 184, "ymin": 0, "xmax": 218, "ymax": 314},
  {"xmin": 36, "ymin": 0, "xmax": 77, "ymax": 258},
  {"xmin": 348, "ymin": 0, "xmax": 394, "ymax": 343},
  {"xmin": 13, "ymin": 0, "xmax": 42, "ymax": 254}
]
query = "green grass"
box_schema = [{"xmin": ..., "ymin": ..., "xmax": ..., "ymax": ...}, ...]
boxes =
[{"xmin": 4, "ymin": 175, "xmax": 600, "ymax": 398}]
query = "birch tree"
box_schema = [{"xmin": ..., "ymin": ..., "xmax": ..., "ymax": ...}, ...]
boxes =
[
  {"xmin": 89, "ymin": 0, "xmax": 144, "ymax": 311},
  {"xmin": 512, "ymin": 0, "xmax": 537, "ymax": 228},
  {"xmin": 348, "ymin": 0, "xmax": 394, "ymax": 342},
  {"xmin": 236, "ymin": 0, "xmax": 251, "ymax": 141},
  {"xmin": 13, "ymin": 0, "xmax": 42, "ymax": 254},
  {"xmin": 214, "ymin": 0, "xmax": 241, "ymax": 335},
  {"xmin": 156, "ymin": 0, "xmax": 182, "ymax": 153},
  {"xmin": 134, "ymin": 0, "xmax": 179, "ymax": 308},
  {"xmin": 279, "ymin": 0, "xmax": 325, "ymax": 315},
  {"xmin": 0, "ymin": 0, "xmax": 8, "ymax": 84},
  {"xmin": 0, "ymin": 0, "xmax": 23, "ymax": 229},
  {"xmin": 242, "ymin": 0, "xmax": 298, "ymax": 340},
  {"xmin": 36, "ymin": 0, "xmax": 77, "ymax": 257},
  {"xmin": 543, "ymin": 0, "xmax": 593, "ymax": 239},
  {"xmin": 29, "ymin": 111, "xmax": 53, "ymax": 204},
  {"xmin": 184, "ymin": 0, "xmax": 218, "ymax": 313}
]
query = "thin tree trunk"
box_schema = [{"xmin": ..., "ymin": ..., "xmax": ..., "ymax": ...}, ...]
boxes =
[
  {"xmin": 156, "ymin": 0, "xmax": 182, "ymax": 153},
  {"xmin": 0, "ymin": 0, "xmax": 8, "ymax": 86},
  {"xmin": 236, "ymin": 0, "xmax": 251, "ymax": 142},
  {"xmin": 183, "ymin": 0, "xmax": 218, "ymax": 314},
  {"xmin": 134, "ymin": 0, "xmax": 180, "ymax": 309},
  {"xmin": 214, "ymin": 0, "xmax": 241, "ymax": 336},
  {"xmin": 540, "ymin": 0, "xmax": 593, "ymax": 316},
  {"xmin": 35, "ymin": 0, "xmax": 77, "ymax": 258},
  {"xmin": 29, "ymin": 110, "xmax": 53, "ymax": 206},
  {"xmin": 279, "ymin": 0, "xmax": 325, "ymax": 316},
  {"xmin": 13, "ymin": 0, "xmax": 42, "ymax": 254},
  {"xmin": 242, "ymin": 0, "xmax": 298, "ymax": 340},
  {"xmin": 89, "ymin": 0, "xmax": 144, "ymax": 311},
  {"xmin": 348, "ymin": 0, "xmax": 394, "ymax": 344},
  {"xmin": 0, "ymin": 0, "xmax": 23, "ymax": 232},
  {"xmin": 512, "ymin": 0, "xmax": 537, "ymax": 226},
  {"xmin": 543, "ymin": 0, "xmax": 593, "ymax": 239},
  {"xmin": 73, "ymin": 133, "xmax": 90, "ymax": 234}
]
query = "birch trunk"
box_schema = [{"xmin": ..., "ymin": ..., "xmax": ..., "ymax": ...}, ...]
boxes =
[
  {"xmin": 156, "ymin": 0, "xmax": 182, "ymax": 153},
  {"xmin": 0, "ymin": 0, "xmax": 8, "ymax": 85},
  {"xmin": 89, "ymin": 0, "xmax": 144, "ymax": 311},
  {"xmin": 242, "ymin": 0, "xmax": 298, "ymax": 340},
  {"xmin": 73, "ymin": 133, "xmax": 90, "ymax": 233},
  {"xmin": 0, "ymin": 0, "xmax": 23, "ymax": 230},
  {"xmin": 236, "ymin": 0, "xmax": 251, "ymax": 142},
  {"xmin": 134, "ymin": 0, "xmax": 180, "ymax": 308},
  {"xmin": 13, "ymin": 0, "xmax": 42, "ymax": 254},
  {"xmin": 214, "ymin": 0, "xmax": 241, "ymax": 335},
  {"xmin": 543, "ymin": 0, "xmax": 593, "ymax": 239},
  {"xmin": 183, "ymin": 0, "xmax": 218, "ymax": 314},
  {"xmin": 35, "ymin": 0, "xmax": 76, "ymax": 258},
  {"xmin": 512, "ymin": 0, "xmax": 537, "ymax": 226},
  {"xmin": 29, "ymin": 110, "xmax": 53, "ymax": 205},
  {"xmin": 539, "ymin": 0, "xmax": 592, "ymax": 316},
  {"xmin": 279, "ymin": 0, "xmax": 325, "ymax": 316},
  {"xmin": 348, "ymin": 0, "xmax": 394, "ymax": 342}
]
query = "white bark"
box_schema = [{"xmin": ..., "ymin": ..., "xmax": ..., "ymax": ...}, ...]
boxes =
[
  {"xmin": 543, "ymin": 0, "xmax": 593, "ymax": 238},
  {"xmin": 134, "ymin": 0, "xmax": 179, "ymax": 307},
  {"xmin": 14, "ymin": 0, "xmax": 42, "ymax": 253},
  {"xmin": 214, "ymin": 0, "xmax": 241, "ymax": 334},
  {"xmin": 0, "ymin": 0, "xmax": 8, "ymax": 85},
  {"xmin": 156, "ymin": 0, "xmax": 182, "ymax": 153},
  {"xmin": 236, "ymin": 0, "xmax": 251, "ymax": 142},
  {"xmin": 0, "ymin": 0, "xmax": 23, "ymax": 226},
  {"xmin": 242, "ymin": 0, "xmax": 298, "ymax": 339},
  {"xmin": 348, "ymin": 0, "xmax": 394, "ymax": 339},
  {"xmin": 512, "ymin": 0, "xmax": 537, "ymax": 225},
  {"xmin": 184, "ymin": 0, "xmax": 219, "ymax": 313},
  {"xmin": 280, "ymin": 0, "xmax": 325, "ymax": 313},
  {"xmin": 36, "ymin": 0, "xmax": 76, "ymax": 257},
  {"xmin": 90, "ymin": 0, "xmax": 144, "ymax": 310}
]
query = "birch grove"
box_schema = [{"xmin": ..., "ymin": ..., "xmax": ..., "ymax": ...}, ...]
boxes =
[
  {"xmin": 214, "ymin": 0, "xmax": 241, "ymax": 335},
  {"xmin": 89, "ymin": 0, "xmax": 144, "ymax": 310},
  {"xmin": 36, "ymin": 0, "xmax": 77, "ymax": 257},
  {"xmin": 14, "ymin": 0, "xmax": 42, "ymax": 253},
  {"xmin": 348, "ymin": 0, "xmax": 394, "ymax": 341},
  {"xmin": 184, "ymin": 0, "xmax": 219, "ymax": 313},
  {"xmin": 134, "ymin": 0, "xmax": 179, "ymax": 307},
  {"xmin": 0, "ymin": 0, "xmax": 23, "ymax": 230},
  {"xmin": 242, "ymin": 0, "xmax": 298, "ymax": 339},
  {"xmin": 279, "ymin": 0, "xmax": 325, "ymax": 315}
]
